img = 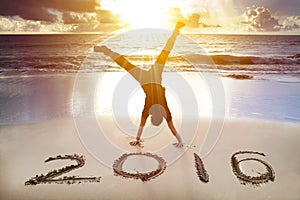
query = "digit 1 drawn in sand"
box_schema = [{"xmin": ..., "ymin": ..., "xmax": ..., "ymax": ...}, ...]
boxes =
[
  {"xmin": 25, "ymin": 154, "xmax": 101, "ymax": 185},
  {"xmin": 194, "ymin": 153, "xmax": 209, "ymax": 183},
  {"xmin": 231, "ymin": 151, "xmax": 275, "ymax": 187},
  {"xmin": 113, "ymin": 152, "xmax": 166, "ymax": 182}
]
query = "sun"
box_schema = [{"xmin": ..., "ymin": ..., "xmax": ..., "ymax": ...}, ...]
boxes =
[{"xmin": 101, "ymin": 0, "xmax": 171, "ymax": 28}]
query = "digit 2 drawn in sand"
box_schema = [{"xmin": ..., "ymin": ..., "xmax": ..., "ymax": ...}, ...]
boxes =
[
  {"xmin": 25, "ymin": 154, "xmax": 101, "ymax": 185},
  {"xmin": 231, "ymin": 151, "xmax": 275, "ymax": 187}
]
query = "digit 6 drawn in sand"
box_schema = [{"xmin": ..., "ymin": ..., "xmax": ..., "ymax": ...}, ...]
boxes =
[
  {"xmin": 231, "ymin": 151, "xmax": 275, "ymax": 187},
  {"xmin": 25, "ymin": 154, "xmax": 101, "ymax": 185}
]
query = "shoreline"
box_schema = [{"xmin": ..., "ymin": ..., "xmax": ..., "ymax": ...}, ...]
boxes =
[
  {"xmin": 1, "ymin": 71, "xmax": 300, "ymax": 82},
  {"xmin": 1, "ymin": 72, "xmax": 299, "ymax": 125}
]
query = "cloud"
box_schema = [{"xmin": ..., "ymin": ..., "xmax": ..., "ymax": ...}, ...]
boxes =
[
  {"xmin": 1, "ymin": 1, "xmax": 297, "ymax": 33},
  {"xmin": 0, "ymin": 15, "xmax": 75, "ymax": 32},
  {"xmin": 0, "ymin": 0, "xmax": 100, "ymax": 21},
  {"xmin": 233, "ymin": 0, "xmax": 300, "ymax": 16},
  {"xmin": 0, "ymin": 14, "xmax": 122, "ymax": 33},
  {"xmin": 95, "ymin": 10, "xmax": 119, "ymax": 24},
  {"xmin": 243, "ymin": 7, "xmax": 280, "ymax": 31},
  {"xmin": 242, "ymin": 6, "xmax": 300, "ymax": 32},
  {"xmin": 62, "ymin": 12, "xmax": 97, "ymax": 24},
  {"xmin": 167, "ymin": 7, "xmax": 221, "ymax": 29},
  {"xmin": 280, "ymin": 16, "xmax": 300, "ymax": 30},
  {"xmin": 0, "ymin": 0, "xmax": 123, "ymax": 32},
  {"xmin": 168, "ymin": 7, "xmax": 186, "ymax": 24},
  {"xmin": 60, "ymin": 9, "xmax": 120, "ymax": 32}
]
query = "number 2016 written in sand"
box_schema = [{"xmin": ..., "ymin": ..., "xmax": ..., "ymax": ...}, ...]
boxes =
[{"xmin": 25, "ymin": 150, "xmax": 275, "ymax": 187}]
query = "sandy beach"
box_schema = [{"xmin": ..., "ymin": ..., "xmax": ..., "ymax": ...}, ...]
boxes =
[
  {"xmin": 0, "ymin": 73, "xmax": 300, "ymax": 199},
  {"xmin": 0, "ymin": 118, "xmax": 299, "ymax": 199}
]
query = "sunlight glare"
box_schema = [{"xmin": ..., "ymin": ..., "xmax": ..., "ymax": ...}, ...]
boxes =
[
  {"xmin": 101, "ymin": 0, "xmax": 171, "ymax": 28},
  {"xmin": 101, "ymin": 0, "xmax": 233, "ymax": 29}
]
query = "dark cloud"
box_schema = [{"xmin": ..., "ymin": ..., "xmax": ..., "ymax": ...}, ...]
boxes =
[
  {"xmin": 0, "ymin": 0, "xmax": 100, "ymax": 21},
  {"xmin": 0, "ymin": 0, "xmax": 123, "ymax": 32},
  {"xmin": 0, "ymin": 2, "xmax": 57, "ymax": 21}
]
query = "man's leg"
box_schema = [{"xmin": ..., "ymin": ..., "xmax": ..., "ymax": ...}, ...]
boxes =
[
  {"xmin": 155, "ymin": 22, "xmax": 185, "ymax": 66},
  {"xmin": 94, "ymin": 46, "xmax": 136, "ymax": 72}
]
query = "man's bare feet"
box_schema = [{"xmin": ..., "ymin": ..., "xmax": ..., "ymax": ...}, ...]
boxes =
[
  {"xmin": 175, "ymin": 21, "xmax": 185, "ymax": 31},
  {"xmin": 94, "ymin": 45, "xmax": 109, "ymax": 53}
]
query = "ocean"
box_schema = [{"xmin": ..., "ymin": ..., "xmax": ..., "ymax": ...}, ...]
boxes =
[
  {"xmin": 0, "ymin": 33, "xmax": 299, "ymax": 81},
  {"xmin": 0, "ymin": 32, "xmax": 300, "ymax": 124}
]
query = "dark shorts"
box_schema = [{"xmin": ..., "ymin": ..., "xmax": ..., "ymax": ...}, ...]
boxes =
[{"xmin": 141, "ymin": 84, "xmax": 172, "ymax": 122}]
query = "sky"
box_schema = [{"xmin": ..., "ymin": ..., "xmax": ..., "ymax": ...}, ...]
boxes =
[{"xmin": 0, "ymin": 0, "xmax": 299, "ymax": 34}]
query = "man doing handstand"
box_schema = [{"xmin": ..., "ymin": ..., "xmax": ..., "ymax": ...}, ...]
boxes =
[{"xmin": 94, "ymin": 22, "xmax": 185, "ymax": 148}]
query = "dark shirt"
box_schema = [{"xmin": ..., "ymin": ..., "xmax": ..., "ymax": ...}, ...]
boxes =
[
  {"xmin": 129, "ymin": 64, "xmax": 172, "ymax": 121},
  {"xmin": 140, "ymin": 83, "xmax": 172, "ymax": 122}
]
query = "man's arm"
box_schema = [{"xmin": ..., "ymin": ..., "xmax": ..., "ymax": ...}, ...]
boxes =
[
  {"xmin": 129, "ymin": 117, "xmax": 147, "ymax": 146},
  {"xmin": 167, "ymin": 120, "xmax": 183, "ymax": 148}
]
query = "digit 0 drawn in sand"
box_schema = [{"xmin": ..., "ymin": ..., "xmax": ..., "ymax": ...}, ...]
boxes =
[
  {"xmin": 113, "ymin": 152, "xmax": 166, "ymax": 182},
  {"xmin": 194, "ymin": 153, "xmax": 209, "ymax": 183},
  {"xmin": 25, "ymin": 154, "xmax": 101, "ymax": 185},
  {"xmin": 231, "ymin": 151, "xmax": 275, "ymax": 187}
]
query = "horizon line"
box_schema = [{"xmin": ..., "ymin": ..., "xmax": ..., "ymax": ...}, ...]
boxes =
[{"xmin": 0, "ymin": 31, "xmax": 299, "ymax": 36}]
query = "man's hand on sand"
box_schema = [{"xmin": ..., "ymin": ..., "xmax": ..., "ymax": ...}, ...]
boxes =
[
  {"xmin": 173, "ymin": 142, "xmax": 184, "ymax": 148},
  {"xmin": 129, "ymin": 140, "xmax": 143, "ymax": 147}
]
